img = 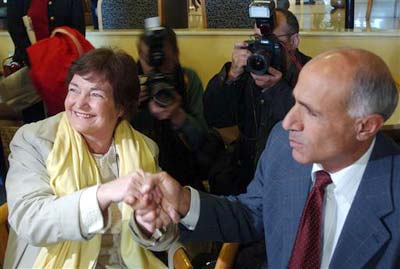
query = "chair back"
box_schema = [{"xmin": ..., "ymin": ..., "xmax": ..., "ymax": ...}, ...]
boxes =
[
  {"xmin": 168, "ymin": 241, "xmax": 193, "ymax": 269},
  {"xmin": 0, "ymin": 121, "xmax": 22, "ymax": 171},
  {"xmin": 201, "ymin": 0, "xmax": 253, "ymax": 28},
  {"xmin": 0, "ymin": 203, "xmax": 8, "ymax": 268},
  {"xmin": 98, "ymin": 0, "xmax": 161, "ymax": 30},
  {"xmin": 215, "ymin": 242, "xmax": 240, "ymax": 269}
]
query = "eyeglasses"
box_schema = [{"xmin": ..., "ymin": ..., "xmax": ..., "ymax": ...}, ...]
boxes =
[
  {"xmin": 249, "ymin": 32, "xmax": 297, "ymax": 41},
  {"xmin": 275, "ymin": 32, "xmax": 297, "ymax": 38}
]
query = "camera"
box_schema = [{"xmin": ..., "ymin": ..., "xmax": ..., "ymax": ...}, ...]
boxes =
[
  {"xmin": 143, "ymin": 17, "xmax": 176, "ymax": 107},
  {"xmin": 245, "ymin": 0, "xmax": 284, "ymax": 75}
]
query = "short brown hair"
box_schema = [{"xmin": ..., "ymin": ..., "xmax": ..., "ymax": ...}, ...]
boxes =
[
  {"xmin": 275, "ymin": 8, "xmax": 299, "ymax": 34},
  {"xmin": 66, "ymin": 48, "xmax": 140, "ymax": 120}
]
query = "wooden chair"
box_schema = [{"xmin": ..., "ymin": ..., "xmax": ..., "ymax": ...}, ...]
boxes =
[
  {"xmin": 171, "ymin": 246, "xmax": 193, "ymax": 269},
  {"xmin": 366, "ymin": 0, "xmax": 399, "ymax": 21},
  {"xmin": 201, "ymin": 0, "xmax": 253, "ymax": 28},
  {"xmin": 214, "ymin": 242, "xmax": 240, "ymax": 269},
  {"xmin": 0, "ymin": 202, "xmax": 8, "ymax": 268}
]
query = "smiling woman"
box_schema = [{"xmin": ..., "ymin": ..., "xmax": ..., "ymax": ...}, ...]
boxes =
[
  {"xmin": 64, "ymin": 49, "xmax": 139, "ymax": 153},
  {"xmin": 3, "ymin": 48, "xmax": 177, "ymax": 269}
]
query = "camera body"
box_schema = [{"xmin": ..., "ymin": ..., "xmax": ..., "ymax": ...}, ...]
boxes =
[
  {"xmin": 143, "ymin": 17, "xmax": 176, "ymax": 107},
  {"xmin": 245, "ymin": 0, "xmax": 284, "ymax": 75}
]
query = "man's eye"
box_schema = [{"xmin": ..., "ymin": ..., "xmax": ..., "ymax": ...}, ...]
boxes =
[{"xmin": 307, "ymin": 109, "xmax": 318, "ymax": 117}]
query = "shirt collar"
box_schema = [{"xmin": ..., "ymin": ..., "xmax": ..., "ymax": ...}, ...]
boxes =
[{"xmin": 311, "ymin": 138, "xmax": 376, "ymax": 203}]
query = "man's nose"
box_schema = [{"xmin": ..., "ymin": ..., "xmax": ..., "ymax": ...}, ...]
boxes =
[{"xmin": 282, "ymin": 105, "xmax": 300, "ymax": 131}]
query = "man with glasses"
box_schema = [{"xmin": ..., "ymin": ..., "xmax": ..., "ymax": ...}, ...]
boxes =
[
  {"xmin": 203, "ymin": 8, "xmax": 309, "ymax": 196},
  {"xmin": 273, "ymin": 9, "xmax": 311, "ymax": 87}
]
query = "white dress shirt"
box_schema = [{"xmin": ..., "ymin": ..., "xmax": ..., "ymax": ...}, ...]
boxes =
[
  {"xmin": 319, "ymin": 138, "xmax": 375, "ymax": 268},
  {"xmin": 181, "ymin": 139, "xmax": 376, "ymax": 268}
]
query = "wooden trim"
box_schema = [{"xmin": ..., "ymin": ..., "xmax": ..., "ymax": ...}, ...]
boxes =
[
  {"xmin": 366, "ymin": 0, "xmax": 373, "ymax": 21},
  {"xmin": 97, "ymin": 0, "xmax": 104, "ymax": 31},
  {"xmin": 158, "ymin": 0, "xmax": 164, "ymax": 25},
  {"xmin": 201, "ymin": 0, "xmax": 207, "ymax": 28}
]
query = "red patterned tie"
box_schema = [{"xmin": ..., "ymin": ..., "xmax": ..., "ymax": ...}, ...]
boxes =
[{"xmin": 289, "ymin": 170, "xmax": 332, "ymax": 269}]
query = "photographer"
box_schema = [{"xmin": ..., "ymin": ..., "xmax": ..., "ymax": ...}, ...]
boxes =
[
  {"xmin": 131, "ymin": 26, "xmax": 208, "ymax": 190},
  {"xmin": 204, "ymin": 6, "xmax": 310, "ymax": 195}
]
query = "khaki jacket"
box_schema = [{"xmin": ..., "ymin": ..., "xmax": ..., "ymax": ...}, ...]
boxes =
[{"xmin": 4, "ymin": 114, "xmax": 160, "ymax": 268}]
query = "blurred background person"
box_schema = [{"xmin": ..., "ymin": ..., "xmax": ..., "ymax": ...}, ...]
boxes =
[
  {"xmin": 204, "ymin": 8, "xmax": 309, "ymax": 196},
  {"xmin": 4, "ymin": 48, "xmax": 172, "ymax": 269},
  {"xmin": 7, "ymin": 0, "xmax": 85, "ymax": 66},
  {"xmin": 131, "ymin": 26, "xmax": 208, "ymax": 191}
]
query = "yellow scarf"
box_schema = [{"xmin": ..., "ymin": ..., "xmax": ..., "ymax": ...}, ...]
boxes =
[{"xmin": 33, "ymin": 113, "xmax": 166, "ymax": 269}]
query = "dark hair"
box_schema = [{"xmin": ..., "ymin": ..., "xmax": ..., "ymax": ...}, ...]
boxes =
[
  {"xmin": 138, "ymin": 26, "xmax": 179, "ymax": 54},
  {"xmin": 275, "ymin": 8, "xmax": 299, "ymax": 34},
  {"xmin": 66, "ymin": 48, "xmax": 140, "ymax": 120}
]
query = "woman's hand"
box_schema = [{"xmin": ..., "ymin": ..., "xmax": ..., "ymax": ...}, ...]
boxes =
[
  {"xmin": 96, "ymin": 171, "xmax": 152, "ymax": 212},
  {"xmin": 134, "ymin": 186, "xmax": 172, "ymax": 236}
]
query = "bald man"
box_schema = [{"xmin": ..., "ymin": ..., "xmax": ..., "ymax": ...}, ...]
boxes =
[{"xmin": 133, "ymin": 48, "xmax": 400, "ymax": 268}]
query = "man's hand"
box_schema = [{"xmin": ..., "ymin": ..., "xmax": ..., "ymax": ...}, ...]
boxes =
[
  {"xmin": 136, "ymin": 170, "xmax": 191, "ymax": 222},
  {"xmin": 134, "ymin": 186, "xmax": 173, "ymax": 236},
  {"xmin": 138, "ymin": 85, "xmax": 150, "ymax": 105},
  {"xmin": 148, "ymin": 95, "xmax": 187, "ymax": 128},
  {"xmin": 250, "ymin": 66, "xmax": 282, "ymax": 89},
  {"xmin": 228, "ymin": 42, "xmax": 252, "ymax": 81}
]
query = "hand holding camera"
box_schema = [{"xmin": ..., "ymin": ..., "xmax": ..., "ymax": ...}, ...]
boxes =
[
  {"xmin": 250, "ymin": 66, "xmax": 282, "ymax": 89},
  {"xmin": 148, "ymin": 94, "xmax": 186, "ymax": 128},
  {"xmin": 228, "ymin": 42, "xmax": 252, "ymax": 81},
  {"xmin": 242, "ymin": 1, "xmax": 285, "ymax": 78}
]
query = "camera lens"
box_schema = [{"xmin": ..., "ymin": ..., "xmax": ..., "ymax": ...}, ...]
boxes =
[
  {"xmin": 149, "ymin": 78, "xmax": 176, "ymax": 107},
  {"xmin": 247, "ymin": 53, "xmax": 270, "ymax": 75}
]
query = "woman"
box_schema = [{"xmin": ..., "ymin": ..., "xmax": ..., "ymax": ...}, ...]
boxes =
[{"xmin": 4, "ymin": 48, "xmax": 176, "ymax": 269}]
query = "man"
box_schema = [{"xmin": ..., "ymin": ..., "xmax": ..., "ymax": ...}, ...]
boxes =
[
  {"xmin": 204, "ymin": 9, "xmax": 310, "ymax": 195},
  {"xmin": 133, "ymin": 48, "xmax": 400, "ymax": 268},
  {"xmin": 131, "ymin": 27, "xmax": 208, "ymax": 190}
]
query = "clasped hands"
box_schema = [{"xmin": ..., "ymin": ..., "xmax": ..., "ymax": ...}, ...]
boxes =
[{"xmin": 97, "ymin": 169, "xmax": 190, "ymax": 236}]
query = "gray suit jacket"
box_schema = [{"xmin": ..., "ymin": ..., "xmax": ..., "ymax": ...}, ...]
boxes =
[{"xmin": 181, "ymin": 123, "xmax": 400, "ymax": 268}]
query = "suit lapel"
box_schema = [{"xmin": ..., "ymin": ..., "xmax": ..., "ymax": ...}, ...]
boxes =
[
  {"xmin": 330, "ymin": 135, "xmax": 395, "ymax": 268},
  {"xmin": 279, "ymin": 162, "xmax": 312, "ymax": 265}
]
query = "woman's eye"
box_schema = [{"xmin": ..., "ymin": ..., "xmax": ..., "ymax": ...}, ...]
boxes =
[{"xmin": 91, "ymin": 92, "xmax": 104, "ymax": 98}]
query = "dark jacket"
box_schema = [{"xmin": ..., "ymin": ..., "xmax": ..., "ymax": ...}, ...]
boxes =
[
  {"xmin": 204, "ymin": 62, "xmax": 294, "ymax": 194},
  {"xmin": 7, "ymin": 0, "xmax": 85, "ymax": 64},
  {"xmin": 131, "ymin": 66, "xmax": 208, "ymax": 189},
  {"xmin": 285, "ymin": 49, "xmax": 312, "ymax": 88}
]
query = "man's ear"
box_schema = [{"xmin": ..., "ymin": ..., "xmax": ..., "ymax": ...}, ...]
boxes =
[
  {"xmin": 355, "ymin": 114, "xmax": 385, "ymax": 141},
  {"xmin": 290, "ymin": 33, "xmax": 300, "ymax": 50}
]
